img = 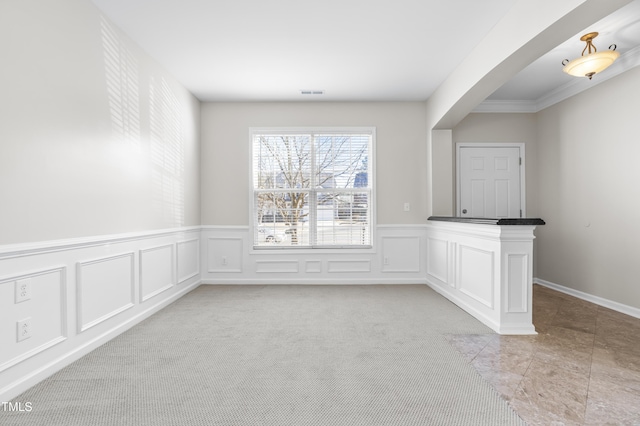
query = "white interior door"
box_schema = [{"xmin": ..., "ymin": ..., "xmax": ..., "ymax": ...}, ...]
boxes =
[{"xmin": 457, "ymin": 145, "xmax": 523, "ymax": 218}]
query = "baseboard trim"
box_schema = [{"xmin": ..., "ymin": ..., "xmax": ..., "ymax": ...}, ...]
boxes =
[
  {"xmin": 0, "ymin": 281, "xmax": 201, "ymax": 402},
  {"xmin": 534, "ymin": 278, "xmax": 640, "ymax": 320}
]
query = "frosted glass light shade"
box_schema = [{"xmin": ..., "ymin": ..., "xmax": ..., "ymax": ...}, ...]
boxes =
[{"xmin": 563, "ymin": 50, "xmax": 620, "ymax": 79}]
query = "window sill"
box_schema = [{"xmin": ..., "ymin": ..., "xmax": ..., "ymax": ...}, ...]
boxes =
[{"xmin": 250, "ymin": 245, "xmax": 375, "ymax": 255}]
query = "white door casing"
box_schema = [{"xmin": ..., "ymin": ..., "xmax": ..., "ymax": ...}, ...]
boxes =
[{"xmin": 457, "ymin": 143, "xmax": 525, "ymax": 218}]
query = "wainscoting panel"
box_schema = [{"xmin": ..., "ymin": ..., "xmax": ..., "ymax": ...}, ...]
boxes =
[
  {"xmin": 426, "ymin": 237, "xmax": 448, "ymax": 284},
  {"xmin": 201, "ymin": 225, "xmax": 428, "ymax": 284},
  {"xmin": 255, "ymin": 260, "xmax": 299, "ymax": 273},
  {"xmin": 448, "ymin": 242, "xmax": 457, "ymax": 288},
  {"xmin": 7, "ymin": 223, "xmax": 637, "ymax": 403},
  {"xmin": 207, "ymin": 236, "xmax": 243, "ymax": 273},
  {"xmin": 458, "ymin": 245, "xmax": 494, "ymax": 309},
  {"xmin": 381, "ymin": 236, "xmax": 420, "ymax": 273},
  {"xmin": 506, "ymin": 254, "xmax": 528, "ymax": 313},
  {"xmin": 177, "ymin": 239, "xmax": 199, "ymax": 283},
  {"xmin": 77, "ymin": 253, "xmax": 135, "ymax": 332},
  {"xmin": 0, "ymin": 227, "xmax": 201, "ymax": 402},
  {"xmin": 0, "ymin": 267, "xmax": 67, "ymax": 373},
  {"xmin": 304, "ymin": 260, "xmax": 322, "ymax": 273},
  {"xmin": 327, "ymin": 259, "xmax": 371, "ymax": 273},
  {"xmin": 139, "ymin": 244, "xmax": 175, "ymax": 302}
]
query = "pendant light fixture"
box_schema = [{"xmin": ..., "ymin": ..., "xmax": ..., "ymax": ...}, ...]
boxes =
[{"xmin": 562, "ymin": 32, "xmax": 619, "ymax": 80}]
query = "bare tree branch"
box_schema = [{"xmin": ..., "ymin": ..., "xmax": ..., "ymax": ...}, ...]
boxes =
[{"xmin": 255, "ymin": 133, "xmax": 368, "ymax": 245}]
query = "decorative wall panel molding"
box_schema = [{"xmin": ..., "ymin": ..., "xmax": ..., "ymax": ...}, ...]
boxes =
[
  {"xmin": 0, "ymin": 267, "xmax": 67, "ymax": 373},
  {"xmin": 177, "ymin": 239, "xmax": 199, "ymax": 283},
  {"xmin": 5, "ymin": 222, "xmax": 639, "ymax": 404},
  {"xmin": 201, "ymin": 225, "xmax": 428, "ymax": 284},
  {"xmin": 458, "ymin": 245, "xmax": 494, "ymax": 309},
  {"xmin": 305, "ymin": 260, "xmax": 322, "ymax": 273},
  {"xmin": 77, "ymin": 253, "xmax": 135, "ymax": 332},
  {"xmin": 506, "ymin": 254, "xmax": 528, "ymax": 313},
  {"xmin": 255, "ymin": 260, "xmax": 299, "ymax": 273},
  {"xmin": 426, "ymin": 237, "xmax": 448, "ymax": 283},
  {"xmin": 327, "ymin": 259, "xmax": 371, "ymax": 273},
  {"xmin": 140, "ymin": 244, "xmax": 175, "ymax": 302},
  {"xmin": 207, "ymin": 237, "xmax": 243, "ymax": 273},
  {"xmin": 0, "ymin": 228, "xmax": 201, "ymax": 403},
  {"xmin": 448, "ymin": 242, "xmax": 457, "ymax": 289},
  {"xmin": 381, "ymin": 236, "xmax": 420, "ymax": 272}
]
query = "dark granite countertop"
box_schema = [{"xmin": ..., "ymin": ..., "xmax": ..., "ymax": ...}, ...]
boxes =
[{"xmin": 428, "ymin": 216, "xmax": 545, "ymax": 225}]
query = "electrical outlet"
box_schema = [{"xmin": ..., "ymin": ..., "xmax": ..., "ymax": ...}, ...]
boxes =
[
  {"xmin": 384, "ymin": 257, "xmax": 389, "ymax": 265},
  {"xmin": 403, "ymin": 202, "xmax": 411, "ymax": 212},
  {"xmin": 222, "ymin": 256, "xmax": 228, "ymax": 266},
  {"xmin": 17, "ymin": 318, "xmax": 32, "ymax": 342},
  {"xmin": 15, "ymin": 279, "xmax": 31, "ymax": 303}
]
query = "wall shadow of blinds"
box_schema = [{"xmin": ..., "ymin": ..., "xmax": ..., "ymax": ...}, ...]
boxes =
[
  {"xmin": 149, "ymin": 76, "xmax": 185, "ymax": 227},
  {"xmin": 101, "ymin": 15, "xmax": 141, "ymax": 152}
]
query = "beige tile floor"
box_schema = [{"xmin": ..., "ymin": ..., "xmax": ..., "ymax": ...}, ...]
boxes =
[{"xmin": 446, "ymin": 284, "xmax": 640, "ymax": 425}]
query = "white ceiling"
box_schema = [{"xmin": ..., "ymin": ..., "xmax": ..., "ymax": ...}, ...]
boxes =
[
  {"xmin": 485, "ymin": 0, "xmax": 640, "ymax": 106},
  {"xmin": 91, "ymin": 0, "xmax": 640, "ymax": 105}
]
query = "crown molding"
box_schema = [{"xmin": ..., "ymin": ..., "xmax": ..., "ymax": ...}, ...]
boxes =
[{"xmin": 473, "ymin": 45, "xmax": 640, "ymax": 114}]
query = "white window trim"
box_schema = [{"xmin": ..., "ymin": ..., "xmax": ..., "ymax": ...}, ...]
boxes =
[{"xmin": 249, "ymin": 127, "xmax": 376, "ymax": 251}]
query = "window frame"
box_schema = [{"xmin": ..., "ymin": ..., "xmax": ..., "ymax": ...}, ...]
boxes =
[{"xmin": 249, "ymin": 127, "xmax": 376, "ymax": 251}]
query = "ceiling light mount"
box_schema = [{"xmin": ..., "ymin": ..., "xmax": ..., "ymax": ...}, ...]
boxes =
[{"xmin": 562, "ymin": 32, "xmax": 619, "ymax": 80}]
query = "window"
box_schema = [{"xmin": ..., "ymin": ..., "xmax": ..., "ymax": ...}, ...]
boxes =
[{"xmin": 251, "ymin": 128, "xmax": 374, "ymax": 249}]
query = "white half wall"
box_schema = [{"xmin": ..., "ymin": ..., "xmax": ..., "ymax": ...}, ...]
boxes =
[
  {"xmin": 0, "ymin": 228, "xmax": 201, "ymax": 402},
  {"xmin": 425, "ymin": 221, "xmax": 538, "ymax": 335}
]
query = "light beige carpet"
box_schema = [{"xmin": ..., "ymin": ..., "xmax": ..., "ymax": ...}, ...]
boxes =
[{"xmin": 3, "ymin": 285, "xmax": 525, "ymax": 425}]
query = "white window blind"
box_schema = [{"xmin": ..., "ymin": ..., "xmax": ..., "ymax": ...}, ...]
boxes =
[{"xmin": 251, "ymin": 129, "xmax": 373, "ymax": 248}]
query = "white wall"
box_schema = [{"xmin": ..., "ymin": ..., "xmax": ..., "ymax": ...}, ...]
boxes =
[
  {"xmin": 0, "ymin": 0, "xmax": 201, "ymax": 245},
  {"xmin": 200, "ymin": 102, "xmax": 428, "ymax": 226},
  {"xmin": 199, "ymin": 102, "xmax": 429, "ymax": 284},
  {"xmin": 0, "ymin": 0, "xmax": 202, "ymax": 402},
  {"xmin": 453, "ymin": 113, "xmax": 539, "ymax": 217},
  {"xmin": 535, "ymin": 66, "xmax": 640, "ymax": 310}
]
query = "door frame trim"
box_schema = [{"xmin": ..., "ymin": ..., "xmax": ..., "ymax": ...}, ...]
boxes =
[{"xmin": 455, "ymin": 142, "xmax": 526, "ymax": 217}]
